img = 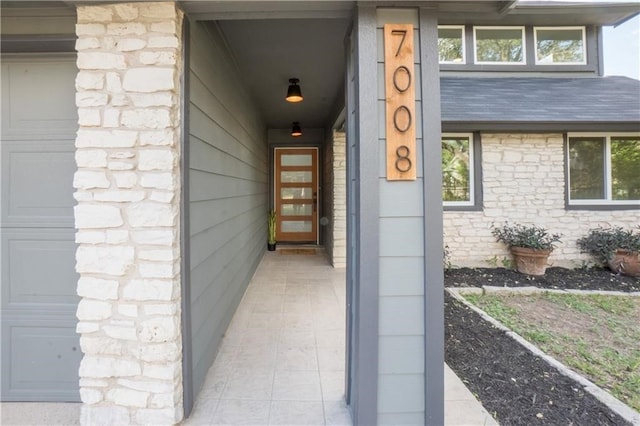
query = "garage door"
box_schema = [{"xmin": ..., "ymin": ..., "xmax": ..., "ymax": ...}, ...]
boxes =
[{"xmin": 1, "ymin": 55, "xmax": 81, "ymax": 401}]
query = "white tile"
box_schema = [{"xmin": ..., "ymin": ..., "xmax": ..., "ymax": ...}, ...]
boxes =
[
  {"xmin": 246, "ymin": 312, "xmax": 283, "ymax": 330},
  {"xmin": 252, "ymin": 299, "xmax": 285, "ymax": 314},
  {"xmin": 276, "ymin": 345, "xmax": 319, "ymax": 371},
  {"xmin": 231, "ymin": 346, "xmax": 276, "ymax": 370},
  {"xmin": 272, "ymin": 370, "xmax": 322, "ymax": 401},
  {"xmin": 221, "ymin": 368, "xmax": 274, "ymax": 400},
  {"xmin": 318, "ymin": 346, "xmax": 346, "ymax": 372},
  {"xmin": 241, "ymin": 328, "xmax": 280, "ymax": 347},
  {"xmin": 324, "ymin": 400, "xmax": 352, "ymax": 426},
  {"xmin": 279, "ymin": 329, "xmax": 316, "ymax": 347},
  {"xmin": 320, "ymin": 371, "xmax": 346, "ymax": 401},
  {"xmin": 313, "ymin": 313, "xmax": 345, "ymax": 331},
  {"xmin": 201, "ymin": 366, "xmax": 231, "ymax": 400},
  {"xmin": 269, "ymin": 401, "xmax": 325, "ymax": 426},
  {"xmin": 184, "ymin": 399, "xmax": 218, "ymax": 425},
  {"xmin": 315, "ymin": 329, "xmax": 345, "ymax": 349},
  {"xmin": 282, "ymin": 313, "xmax": 316, "ymax": 330},
  {"xmin": 210, "ymin": 399, "xmax": 271, "ymax": 425},
  {"xmin": 285, "ymin": 283, "xmax": 313, "ymax": 296},
  {"xmin": 283, "ymin": 300, "xmax": 313, "ymax": 314}
]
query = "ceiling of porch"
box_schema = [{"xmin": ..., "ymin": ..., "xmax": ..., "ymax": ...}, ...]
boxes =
[{"xmin": 215, "ymin": 18, "xmax": 351, "ymax": 130}]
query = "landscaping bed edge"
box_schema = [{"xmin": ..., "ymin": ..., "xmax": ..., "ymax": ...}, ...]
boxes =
[{"xmin": 446, "ymin": 288, "xmax": 640, "ymax": 425}]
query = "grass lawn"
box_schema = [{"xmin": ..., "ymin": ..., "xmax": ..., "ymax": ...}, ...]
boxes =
[{"xmin": 464, "ymin": 292, "xmax": 640, "ymax": 412}]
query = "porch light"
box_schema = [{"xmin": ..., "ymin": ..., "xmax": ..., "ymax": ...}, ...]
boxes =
[
  {"xmin": 291, "ymin": 122, "xmax": 303, "ymax": 137},
  {"xmin": 286, "ymin": 78, "xmax": 303, "ymax": 102}
]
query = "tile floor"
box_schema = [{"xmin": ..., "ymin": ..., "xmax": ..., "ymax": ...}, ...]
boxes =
[{"xmin": 184, "ymin": 252, "xmax": 351, "ymax": 426}]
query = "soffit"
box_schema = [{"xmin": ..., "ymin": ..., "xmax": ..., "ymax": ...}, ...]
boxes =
[{"xmin": 214, "ymin": 18, "xmax": 350, "ymax": 129}]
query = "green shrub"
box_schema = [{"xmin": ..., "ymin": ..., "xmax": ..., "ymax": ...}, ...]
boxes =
[
  {"xmin": 491, "ymin": 222, "xmax": 562, "ymax": 251},
  {"xmin": 577, "ymin": 226, "xmax": 640, "ymax": 263}
]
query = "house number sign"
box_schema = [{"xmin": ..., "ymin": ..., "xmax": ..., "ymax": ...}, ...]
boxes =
[{"xmin": 384, "ymin": 24, "xmax": 416, "ymax": 181}]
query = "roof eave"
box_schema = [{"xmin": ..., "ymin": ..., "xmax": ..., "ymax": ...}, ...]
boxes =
[
  {"xmin": 510, "ymin": 2, "xmax": 640, "ymax": 26},
  {"xmin": 442, "ymin": 121, "xmax": 640, "ymax": 133}
]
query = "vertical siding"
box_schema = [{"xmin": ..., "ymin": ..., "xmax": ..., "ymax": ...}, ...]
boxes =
[
  {"xmin": 376, "ymin": 9, "xmax": 426, "ymax": 424},
  {"xmin": 188, "ymin": 21, "xmax": 268, "ymax": 396}
]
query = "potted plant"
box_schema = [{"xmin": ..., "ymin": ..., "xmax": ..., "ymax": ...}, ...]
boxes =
[
  {"xmin": 491, "ymin": 222, "xmax": 562, "ymax": 276},
  {"xmin": 577, "ymin": 226, "xmax": 640, "ymax": 277},
  {"xmin": 267, "ymin": 210, "xmax": 277, "ymax": 251}
]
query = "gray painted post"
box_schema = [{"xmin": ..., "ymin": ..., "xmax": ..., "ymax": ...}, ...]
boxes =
[
  {"xmin": 350, "ymin": 4, "xmax": 379, "ymax": 425},
  {"xmin": 419, "ymin": 8, "xmax": 445, "ymax": 426}
]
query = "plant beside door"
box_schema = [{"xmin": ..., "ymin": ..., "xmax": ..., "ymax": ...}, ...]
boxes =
[
  {"xmin": 268, "ymin": 210, "xmax": 277, "ymax": 251},
  {"xmin": 491, "ymin": 222, "xmax": 563, "ymax": 276}
]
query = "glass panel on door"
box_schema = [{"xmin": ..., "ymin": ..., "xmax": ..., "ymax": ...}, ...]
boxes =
[
  {"xmin": 281, "ymin": 154, "xmax": 313, "ymax": 166},
  {"xmin": 281, "ymin": 220, "xmax": 313, "ymax": 233},
  {"xmin": 281, "ymin": 204, "xmax": 313, "ymax": 216},
  {"xmin": 281, "ymin": 187, "xmax": 312, "ymax": 200},
  {"xmin": 281, "ymin": 171, "xmax": 312, "ymax": 183}
]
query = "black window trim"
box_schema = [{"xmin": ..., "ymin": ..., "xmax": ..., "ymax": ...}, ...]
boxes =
[
  {"xmin": 565, "ymin": 132, "xmax": 640, "ymax": 210},
  {"xmin": 443, "ymin": 132, "xmax": 483, "ymax": 211}
]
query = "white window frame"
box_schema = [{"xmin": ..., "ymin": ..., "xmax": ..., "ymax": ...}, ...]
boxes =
[
  {"xmin": 473, "ymin": 26, "xmax": 526, "ymax": 65},
  {"xmin": 534, "ymin": 26, "xmax": 587, "ymax": 65},
  {"xmin": 442, "ymin": 133, "xmax": 475, "ymax": 207},
  {"xmin": 438, "ymin": 25, "xmax": 466, "ymax": 64},
  {"xmin": 567, "ymin": 132, "xmax": 640, "ymax": 206}
]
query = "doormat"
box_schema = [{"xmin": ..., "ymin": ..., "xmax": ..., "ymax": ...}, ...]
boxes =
[{"xmin": 279, "ymin": 248, "xmax": 317, "ymax": 255}]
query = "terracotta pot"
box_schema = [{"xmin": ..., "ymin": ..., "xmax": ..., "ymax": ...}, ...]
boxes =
[
  {"xmin": 607, "ymin": 250, "xmax": 640, "ymax": 277},
  {"xmin": 510, "ymin": 246, "xmax": 551, "ymax": 276}
]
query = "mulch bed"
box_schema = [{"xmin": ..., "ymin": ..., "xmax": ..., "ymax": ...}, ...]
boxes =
[
  {"xmin": 446, "ymin": 266, "xmax": 640, "ymax": 293},
  {"xmin": 444, "ymin": 267, "xmax": 640, "ymax": 425}
]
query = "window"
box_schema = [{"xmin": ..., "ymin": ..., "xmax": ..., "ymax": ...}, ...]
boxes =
[
  {"xmin": 438, "ymin": 26, "xmax": 465, "ymax": 64},
  {"xmin": 442, "ymin": 134, "xmax": 475, "ymax": 206},
  {"xmin": 474, "ymin": 27, "xmax": 525, "ymax": 64},
  {"xmin": 568, "ymin": 134, "xmax": 640, "ymax": 205},
  {"xmin": 535, "ymin": 27, "xmax": 586, "ymax": 65}
]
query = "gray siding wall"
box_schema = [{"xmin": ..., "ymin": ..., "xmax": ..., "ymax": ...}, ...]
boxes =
[
  {"xmin": 376, "ymin": 9, "xmax": 426, "ymax": 425},
  {"xmin": 188, "ymin": 21, "xmax": 268, "ymax": 396}
]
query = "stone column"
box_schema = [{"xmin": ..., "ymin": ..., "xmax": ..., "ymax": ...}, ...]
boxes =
[{"xmin": 74, "ymin": 3, "xmax": 184, "ymax": 424}]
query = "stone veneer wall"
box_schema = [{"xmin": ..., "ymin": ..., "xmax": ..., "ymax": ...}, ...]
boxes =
[
  {"xmin": 444, "ymin": 133, "xmax": 640, "ymax": 268},
  {"xmin": 73, "ymin": 3, "xmax": 184, "ymax": 425},
  {"xmin": 323, "ymin": 130, "xmax": 347, "ymax": 268}
]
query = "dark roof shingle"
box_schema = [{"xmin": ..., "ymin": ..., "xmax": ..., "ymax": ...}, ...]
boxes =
[{"xmin": 440, "ymin": 76, "xmax": 640, "ymax": 125}]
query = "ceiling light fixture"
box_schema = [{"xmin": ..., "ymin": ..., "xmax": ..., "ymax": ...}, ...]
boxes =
[
  {"xmin": 286, "ymin": 78, "xmax": 303, "ymax": 102},
  {"xmin": 291, "ymin": 122, "xmax": 303, "ymax": 137}
]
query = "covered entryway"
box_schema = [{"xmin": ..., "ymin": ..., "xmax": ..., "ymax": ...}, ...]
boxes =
[
  {"xmin": 1, "ymin": 55, "xmax": 81, "ymax": 401},
  {"xmin": 182, "ymin": 8, "xmax": 353, "ymax": 418}
]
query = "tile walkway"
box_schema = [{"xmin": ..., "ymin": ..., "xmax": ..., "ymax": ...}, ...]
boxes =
[{"xmin": 184, "ymin": 252, "xmax": 350, "ymax": 426}]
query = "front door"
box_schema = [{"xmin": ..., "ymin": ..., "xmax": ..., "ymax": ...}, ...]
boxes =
[{"xmin": 274, "ymin": 147, "xmax": 318, "ymax": 243}]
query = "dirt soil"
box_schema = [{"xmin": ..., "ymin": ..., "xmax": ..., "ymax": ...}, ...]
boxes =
[{"xmin": 444, "ymin": 267, "xmax": 640, "ymax": 425}]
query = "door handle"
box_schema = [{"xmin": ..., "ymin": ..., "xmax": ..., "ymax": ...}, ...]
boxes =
[{"xmin": 313, "ymin": 192, "xmax": 317, "ymax": 212}]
